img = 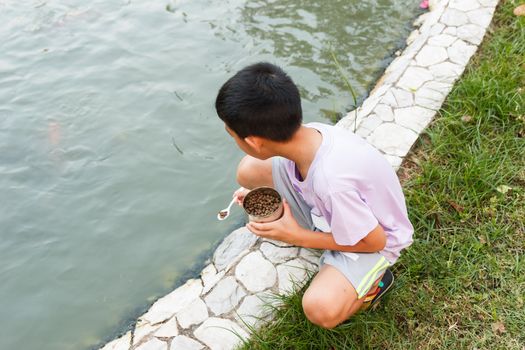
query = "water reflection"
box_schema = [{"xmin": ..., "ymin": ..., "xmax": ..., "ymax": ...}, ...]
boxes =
[{"xmin": 239, "ymin": 0, "xmax": 420, "ymax": 105}]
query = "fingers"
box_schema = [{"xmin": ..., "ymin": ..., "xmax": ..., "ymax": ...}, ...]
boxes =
[
  {"xmin": 282, "ymin": 198, "xmax": 291, "ymax": 215},
  {"xmin": 280, "ymin": 198, "xmax": 295, "ymax": 221},
  {"xmin": 246, "ymin": 223, "xmax": 271, "ymax": 238},
  {"xmin": 233, "ymin": 186, "xmax": 246, "ymax": 197},
  {"xmin": 233, "ymin": 187, "xmax": 248, "ymax": 206},
  {"xmin": 247, "ymin": 221, "xmax": 272, "ymax": 232}
]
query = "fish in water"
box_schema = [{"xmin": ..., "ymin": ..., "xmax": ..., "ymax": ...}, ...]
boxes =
[{"xmin": 48, "ymin": 121, "xmax": 61, "ymax": 146}]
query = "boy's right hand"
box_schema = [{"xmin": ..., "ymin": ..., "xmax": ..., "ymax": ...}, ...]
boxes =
[{"xmin": 233, "ymin": 187, "xmax": 250, "ymax": 206}]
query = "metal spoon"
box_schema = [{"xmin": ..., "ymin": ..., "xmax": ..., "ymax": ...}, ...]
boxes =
[{"xmin": 217, "ymin": 198, "xmax": 237, "ymax": 221}]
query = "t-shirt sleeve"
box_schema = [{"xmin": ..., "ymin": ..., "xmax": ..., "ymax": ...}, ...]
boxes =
[{"xmin": 325, "ymin": 190, "xmax": 379, "ymax": 246}]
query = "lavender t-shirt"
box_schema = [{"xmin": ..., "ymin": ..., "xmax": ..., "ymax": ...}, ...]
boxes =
[{"xmin": 284, "ymin": 122, "xmax": 414, "ymax": 263}]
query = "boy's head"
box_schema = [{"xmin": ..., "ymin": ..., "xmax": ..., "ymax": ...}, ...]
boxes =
[{"xmin": 215, "ymin": 62, "xmax": 302, "ymax": 143}]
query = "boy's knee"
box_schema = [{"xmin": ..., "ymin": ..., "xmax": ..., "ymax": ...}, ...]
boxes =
[
  {"xmin": 236, "ymin": 156, "xmax": 252, "ymax": 188},
  {"xmin": 302, "ymin": 292, "xmax": 343, "ymax": 329},
  {"xmin": 236, "ymin": 156, "xmax": 273, "ymax": 189}
]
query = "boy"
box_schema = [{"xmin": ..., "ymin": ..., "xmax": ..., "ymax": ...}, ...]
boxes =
[{"xmin": 215, "ymin": 62, "xmax": 414, "ymax": 329}]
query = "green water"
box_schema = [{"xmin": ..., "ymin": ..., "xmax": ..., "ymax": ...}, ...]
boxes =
[{"xmin": 0, "ymin": 0, "xmax": 419, "ymax": 348}]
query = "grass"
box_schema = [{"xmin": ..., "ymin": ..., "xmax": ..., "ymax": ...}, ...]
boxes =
[{"xmin": 237, "ymin": 1, "xmax": 525, "ymax": 349}]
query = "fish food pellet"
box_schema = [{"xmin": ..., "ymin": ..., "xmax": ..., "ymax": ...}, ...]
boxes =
[{"xmin": 244, "ymin": 190, "xmax": 280, "ymax": 217}]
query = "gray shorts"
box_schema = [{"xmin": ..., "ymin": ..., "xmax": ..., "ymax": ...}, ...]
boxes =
[{"xmin": 271, "ymin": 156, "xmax": 392, "ymax": 298}]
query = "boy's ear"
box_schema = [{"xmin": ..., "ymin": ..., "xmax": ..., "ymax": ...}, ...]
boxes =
[{"xmin": 244, "ymin": 136, "xmax": 264, "ymax": 152}]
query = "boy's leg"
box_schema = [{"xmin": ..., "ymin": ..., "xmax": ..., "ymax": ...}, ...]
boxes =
[
  {"xmin": 303, "ymin": 252, "xmax": 390, "ymax": 329},
  {"xmin": 236, "ymin": 155, "xmax": 274, "ymax": 189},
  {"xmin": 302, "ymin": 264, "xmax": 361, "ymax": 329}
]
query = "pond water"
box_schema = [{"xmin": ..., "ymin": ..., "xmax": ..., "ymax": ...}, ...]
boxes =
[{"xmin": 0, "ymin": 0, "xmax": 419, "ymax": 349}]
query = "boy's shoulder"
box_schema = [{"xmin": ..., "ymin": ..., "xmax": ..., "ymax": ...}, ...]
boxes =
[
  {"xmin": 308, "ymin": 122, "xmax": 376, "ymax": 158},
  {"xmin": 309, "ymin": 123, "xmax": 397, "ymax": 194}
]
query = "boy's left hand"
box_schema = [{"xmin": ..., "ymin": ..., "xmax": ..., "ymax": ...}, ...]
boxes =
[{"xmin": 246, "ymin": 199, "xmax": 303, "ymax": 245}]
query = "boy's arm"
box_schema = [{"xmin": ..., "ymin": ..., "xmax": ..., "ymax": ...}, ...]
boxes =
[
  {"xmin": 246, "ymin": 199, "xmax": 387, "ymax": 253},
  {"xmin": 297, "ymin": 224, "xmax": 386, "ymax": 253}
]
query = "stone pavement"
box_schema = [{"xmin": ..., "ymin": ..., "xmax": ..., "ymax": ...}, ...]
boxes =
[{"xmin": 99, "ymin": 0, "xmax": 499, "ymax": 349}]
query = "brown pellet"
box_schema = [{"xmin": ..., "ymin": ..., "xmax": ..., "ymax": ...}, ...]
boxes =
[{"xmin": 244, "ymin": 191, "xmax": 280, "ymax": 217}]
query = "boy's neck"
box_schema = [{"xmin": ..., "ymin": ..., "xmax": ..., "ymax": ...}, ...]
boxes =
[{"xmin": 272, "ymin": 125, "xmax": 322, "ymax": 180}]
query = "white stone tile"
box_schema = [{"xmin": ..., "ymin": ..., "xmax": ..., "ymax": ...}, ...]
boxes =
[
  {"xmin": 204, "ymin": 276, "xmax": 246, "ymax": 316},
  {"xmin": 467, "ymin": 8, "xmax": 494, "ymax": 27},
  {"xmin": 478, "ymin": 0, "xmax": 498, "ymax": 7},
  {"xmin": 394, "ymin": 106, "xmax": 436, "ymax": 133},
  {"xmin": 235, "ymin": 251, "xmax": 277, "ymax": 292},
  {"xmin": 134, "ymin": 320, "xmax": 160, "ymax": 346},
  {"xmin": 421, "ymin": 81, "xmax": 454, "ymax": 94},
  {"xmin": 417, "ymin": 84, "xmax": 448, "ymax": 101},
  {"xmin": 99, "ymin": 331, "xmax": 131, "ymax": 350},
  {"xmin": 358, "ymin": 94, "xmax": 381, "ymax": 118},
  {"xmin": 449, "ymin": 0, "xmax": 480, "ymax": 11},
  {"xmin": 428, "ymin": 33, "xmax": 457, "ymax": 47},
  {"xmin": 440, "ymin": 8, "xmax": 469, "ymax": 26},
  {"xmin": 374, "ymin": 104, "xmax": 395, "ymax": 122},
  {"xmin": 154, "ymin": 317, "xmax": 179, "ymax": 338},
  {"xmin": 415, "ymin": 87, "xmax": 447, "ymax": 110},
  {"xmin": 414, "ymin": 97, "xmax": 443, "ymax": 112},
  {"xmin": 406, "ymin": 29, "xmax": 419, "ymax": 45},
  {"xmin": 429, "ymin": 23, "xmax": 445, "ymax": 36},
  {"xmin": 403, "ymin": 32, "xmax": 430, "ymax": 59},
  {"xmin": 419, "ymin": 1, "xmax": 447, "ymax": 32},
  {"xmin": 447, "ymin": 39, "xmax": 478, "ymax": 65},
  {"xmin": 416, "ymin": 45, "xmax": 449, "ymax": 67},
  {"xmin": 457, "ymin": 24, "xmax": 485, "ymax": 45},
  {"xmin": 355, "ymin": 116, "xmax": 381, "ymax": 138},
  {"xmin": 194, "ymin": 318, "xmax": 249, "ymax": 350},
  {"xmin": 383, "ymin": 155, "xmax": 403, "ymax": 170},
  {"xmin": 382, "ymin": 65, "xmax": 408, "ymax": 86},
  {"xmin": 381, "ymin": 90, "xmax": 398, "ymax": 106},
  {"xmin": 336, "ymin": 109, "xmax": 364, "ymax": 132},
  {"xmin": 356, "ymin": 126, "xmax": 373, "ymax": 139},
  {"xmin": 412, "ymin": 12, "xmax": 432, "ymax": 30},
  {"xmin": 135, "ymin": 338, "xmax": 167, "ymax": 350},
  {"xmin": 213, "ymin": 227, "xmax": 258, "ymax": 271},
  {"xmin": 357, "ymin": 114, "xmax": 383, "ymax": 136},
  {"xmin": 171, "ymin": 336, "xmax": 204, "ymax": 350},
  {"xmin": 429, "ymin": 62, "xmax": 464, "ymax": 84},
  {"xmin": 176, "ymin": 298, "xmax": 209, "ymax": 329},
  {"xmin": 397, "ymin": 66, "xmax": 433, "ymax": 91},
  {"xmin": 413, "ymin": 12, "xmax": 430, "ymax": 27},
  {"xmin": 299, "ymin": 248, "xmax": 321, "ymax": 265},
  {"xmin": 366, "ymin": 123, "xmax": 419, "ymax": 157},
  {"xmin": 260, "ymin": 242, "xmax": 299, "ymax": 264},
  {"xmin": 391, "ymin": 88, "xmax": 414, "ymax": 108},
  {"xmin": 443, "ymin": 26, "xmax": 457, "ymax": 36},
  {"xmin": 428, "ymin": 0, "xmax": 442, "ymax": 12},
  {"xmin": 201, "ymin": 264, "xmax": 226, "ymax": 295},
  {"xmin": 235, "ymin": 293, "xmax": 271, "ymax": 328},
  {"xmin": 260, "ymin": 237, "xmax": 294, "ymax": 247},
  {"xmin": 201, "ymin": 264, "xmax": 217, "ymax": 283},
  {"xmin": 224, "ymin": 249, "xmax": 252, "ymax": 273},
  {"xmin": 276, "ymin": 259, "xmax": 312, "ymax": 294},
  {"xmin": 141, "ymin": 279, "xmax": 202, "ymax": 325},
  {"xmin": 369, "ymin": 82, "xmax": 390, "ymax": 99}
]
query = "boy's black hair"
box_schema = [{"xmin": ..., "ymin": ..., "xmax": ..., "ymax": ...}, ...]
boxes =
[{"xmin": 215, "ymin": 62, "xmax": 302, "ymax": 142}]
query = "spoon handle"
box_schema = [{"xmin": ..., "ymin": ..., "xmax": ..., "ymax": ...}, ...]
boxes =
[{"xmin": 226, "ymin": 198, "xmax": 236, "ymax": 211}]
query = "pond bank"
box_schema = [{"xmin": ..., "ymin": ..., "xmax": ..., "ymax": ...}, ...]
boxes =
[{"xmin": 99, "ymin": 0, "xmax": 500, "ymax": 349}]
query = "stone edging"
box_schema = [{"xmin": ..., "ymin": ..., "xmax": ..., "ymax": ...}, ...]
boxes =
[{"xmin": 100, "ymin": 1, "xmax": 499, "ymax": 349}]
